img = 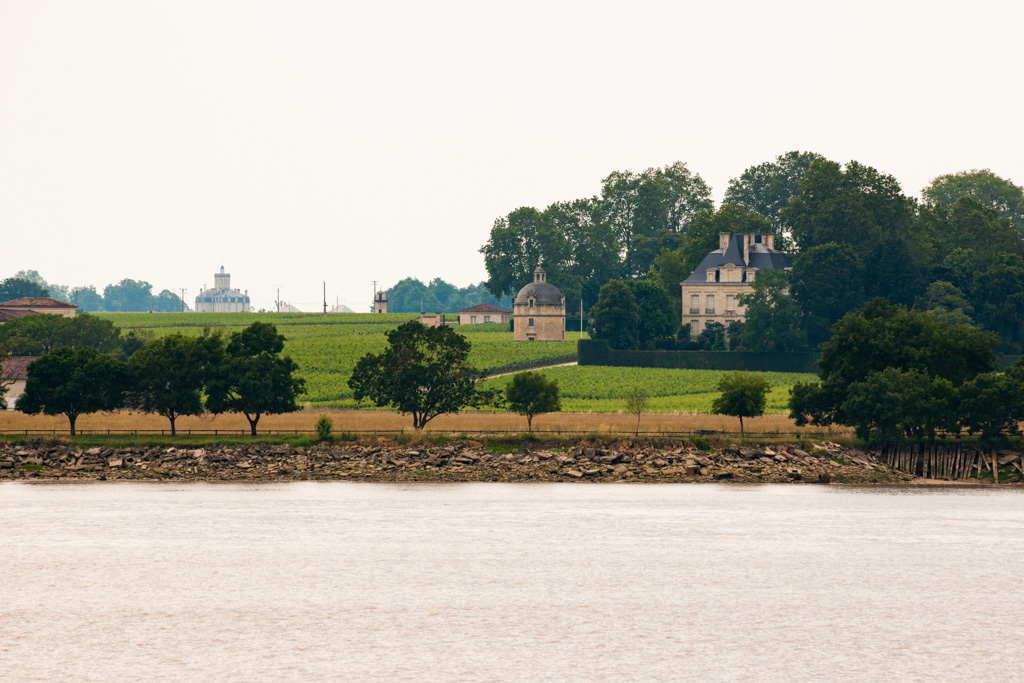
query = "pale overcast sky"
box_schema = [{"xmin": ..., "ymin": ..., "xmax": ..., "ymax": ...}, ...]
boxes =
[{"xmin": 2, "ymin": 0, "xmax": 1022, "ymax": 311}]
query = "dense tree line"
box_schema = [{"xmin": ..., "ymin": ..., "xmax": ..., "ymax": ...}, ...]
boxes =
[
  {"xmin": 13, "ymin": 319, "xmax": 303, "ymax": 435},
  {"xmin": 789, "ymin": 300, "xmax": 1024, "ymax": 446},
  {"xmin": 384, "ymin": 278, "xmax": 512, "ymax": 314},
  {"xmin": 0, "ymin": 270, "xmax": 189, "ymax": 312},
  {"xmin": 499, "ymin": 153, "xmax": 1024, "ymax": 354}
]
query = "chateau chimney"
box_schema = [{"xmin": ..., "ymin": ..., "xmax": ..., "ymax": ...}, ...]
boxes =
[
  {"xmin": 719, "ymin": 232, "xmax": 730, "ymax": 251},
  {"xmin": 765, "ymin": 234, "xmax": 775, "ymax": 250},
  {"xmin": 743, "ymin": 234, "xmax": 751, "ymax": 265}
]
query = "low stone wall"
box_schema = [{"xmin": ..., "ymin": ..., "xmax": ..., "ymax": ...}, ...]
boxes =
[{"xmin": 0, "ymin": 440, "xmax": 916, "ymax": 484}]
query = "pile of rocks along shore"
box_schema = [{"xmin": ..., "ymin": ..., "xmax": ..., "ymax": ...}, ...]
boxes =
[{"xmin": 0, "ymin": 440, "xmax": 916, "ymax": 484}]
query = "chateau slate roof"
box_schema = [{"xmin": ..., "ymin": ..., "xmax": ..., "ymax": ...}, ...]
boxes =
[
  {"xmin": 682, "ymin": 234, "xmax": 791, "ymax": 284},
  {"xmin": 0, "ymin": 297, "xmax": 77, "ymax": 308},
  {"xmin": 514, "ymin": 281, "xmax": 564, "ymax": 306},
  {"xmin": 458, "ymin": 304, "xmax": 512, "ymax": 314}
]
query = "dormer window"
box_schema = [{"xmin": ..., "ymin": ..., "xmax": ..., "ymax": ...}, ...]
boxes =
[{"xmin": 529, "ymin": 298, "xmax": 534, "ymax": 308}]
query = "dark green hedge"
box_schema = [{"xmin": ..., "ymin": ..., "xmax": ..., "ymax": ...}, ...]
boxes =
[{"xmin": 577, "ymin": 339, "xmax": 820, "ymax": 373}]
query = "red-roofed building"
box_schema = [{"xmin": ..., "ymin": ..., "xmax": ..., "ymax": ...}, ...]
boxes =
[{"xmin": 0, "ymin": 297, "xmax": 78, "ymax": 319}]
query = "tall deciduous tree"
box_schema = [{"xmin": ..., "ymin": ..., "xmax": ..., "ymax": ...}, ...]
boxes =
[
  {"xmin": 588, "ymin": 280, "xmax": 639, "ymax": 350},
  {"xmin": 923, "ymin": 169, "xmax": 1024, "ymax": 230},
  {"xmin": 627, "ymin": 279, "xmax": 676, "ymax": 349},
  {"xmin": 103, "ymin": 279, "xmax": 153, "ymax": 312},
  {"xmin": 0, "ymin": 313, "xmax": 123, "ymax": 356},
  {"xmin": 206, "ymin": 322, "xmax": 305, "ymax": 435},
  {"xmin": 127, "ymin": 332, "xmax": 221, "ymax": 435},
  {"xmin": 17, "ymin": 347, "xmax": 128, "ymax": 435},
  {"xmin": 480, "ymin": 207, "xmax": 570, "ymax": 302},
  {"xmin": 789, "ymin": 299, "xmax": 998, "ymax": 430},
  {"xmin": 783, "ymin": 160, "xmax": 917, "ymax": 257},
  {"xmin": 0, "ymin": 277, "xmax": 49, "ymax": 302},
  {"xmin": 724, "ymin": 150, "xmax": 825, "ymax": 238},
  {"xmin": 504, "ymin": 371, "xmax": 561, "ymax": 432},
  {"xmin": 348, "ymin": 321, "xmax": 490, "ymax": 430},
  {"xmin": 789, "ymin": 243, "xmax": 868, "ymax": 345},
  {"xmin": 711, "ymin": 372, "xmax": 770, "ymax": 436},
  {"xmin": 737, "ymin": 269, "xmax": 806, "ymax": 352}
]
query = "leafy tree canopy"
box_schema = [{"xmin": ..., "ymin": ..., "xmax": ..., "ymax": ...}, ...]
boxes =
[
  {"xmin": 724, "ymin": 150, "xmax": 825, "ymax": 238},
  {"xmin": 783, "ymin": 160, "xmax": 917, "ymax": 257},
  {"xmin": 0, "ymin": 277, "xmax": 49, "ymax": 302},
  {"xmin": 348, "ymin": 321, "xmax": 491, "ymax": 429},
  {"xmin": 206, "ymin": 322, "xmax": 305, "ymax": 435},
  {"xmin": 923, "ymin": 169, "xmax": 1024, "ymax": 230},
  {"xmin": 17, "ymin": 346, "xmax": 128, "ymax": 435},
  {"xmin": 711, "ymin": 371, "xmax": 770, "ymax": 436},
  {"xmin": 504, "ymin": 371, "xmax": 561, "ymax": 431},
  {"xmin": 737, "ymin": 269, "xmax": 806, "ymax": 352},
  {"xmin": 627, "ymin": 279, "xmax": 676, "ymax": 349},
  {"xmin": 127, "ymin": 332, "xmax": 222, "ymax": 434},
  {"xmin": 0, "ymin": 313, "xmax": 123, "ymax": 356},
  {"xmin": 588, "ymin": 280, "xmax": 640, "ymax": 350}
]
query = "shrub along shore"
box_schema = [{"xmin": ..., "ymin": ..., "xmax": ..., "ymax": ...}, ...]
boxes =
[{"xmin": 6, "ymin": 437, "xmax": 1021, "ymax": 485}]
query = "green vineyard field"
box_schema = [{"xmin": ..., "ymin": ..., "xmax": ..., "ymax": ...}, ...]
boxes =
[
  {"xmin": 97, "ymin": 313, "xmax": 582, "ymax": 406},
  {"xmin": 480, "ymin": 365, "xmax": 812, "ymax": 413}
]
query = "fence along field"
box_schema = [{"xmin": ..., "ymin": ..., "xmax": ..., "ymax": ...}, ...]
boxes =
[{"xmin": 96, "ymin": 313, "xmax": 584, "ymax": 406}]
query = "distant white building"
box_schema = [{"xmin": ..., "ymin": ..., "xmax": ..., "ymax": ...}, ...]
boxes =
[{"xmin": 195, "ymin": 267, "xmax": 251, "ymax": 313}]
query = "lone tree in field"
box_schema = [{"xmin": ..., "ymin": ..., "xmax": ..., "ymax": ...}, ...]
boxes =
[
  {"xmin": 127, "ymin": 331, "xmax": 222, "ymax": 435},
  {"xmin": 206, "ymin": 322, "xmax": 305, "ymax": 436},
  {"xmin": 505, "ymin": 371, "xmax": 561, "ymax": 432},
  {"xmin": 349, "ymin": 321, "xmax": 491, "ymax": 430},
  {"xmin": 712, "ymin": 372, "xmax": 770, "ymax": 437},
  {"xmin": 17, "ymin": 346, "xmax": 129, "ymax": 435},
  {"xmin": 625, "ymin": 386, "xmax": 649, "ymax": 437}
]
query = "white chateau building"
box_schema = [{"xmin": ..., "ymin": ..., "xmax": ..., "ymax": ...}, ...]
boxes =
[{"xmin": 195, "ymin": 267, "xmax": 251, "ymax": 313}]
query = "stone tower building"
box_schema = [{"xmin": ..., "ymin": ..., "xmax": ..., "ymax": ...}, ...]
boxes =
[
  {"xmin": 374, "ymin": 290, "xmax": 387, "ymax": 314},
  {"xmin": 513, "ymin": 267, "xmax": 565, "ymax": 341}
]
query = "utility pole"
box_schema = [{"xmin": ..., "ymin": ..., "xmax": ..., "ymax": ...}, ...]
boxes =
[
  {"xmin": 372, "ymin": 280, "xmax": 378, "ymax": 313},
  {"xmin": 181, "ymin": 288, "xmax": 187, "ymax": 313},
  {"xmin": 323, "ymin": 281, "xmax": 327, "ymax": 316},
  {"xmin": 276, "ymin": 288, "xmax": 280, "ymax": 313}
]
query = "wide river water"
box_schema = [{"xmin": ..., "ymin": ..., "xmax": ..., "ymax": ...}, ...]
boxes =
[{"xmin": 2, "ymin": 482, "xmax": 1022, "ymax": 682}]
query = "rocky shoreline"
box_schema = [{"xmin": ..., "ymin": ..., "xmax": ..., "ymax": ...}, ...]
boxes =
[{"xmin": 0, "ymin": 439, "xmax": 928, "ymax": 484}]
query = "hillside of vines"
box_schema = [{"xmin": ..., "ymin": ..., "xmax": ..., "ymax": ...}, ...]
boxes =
[
  {"xmin": 99, "ymin": 313, "xmax": 582, "ymax": 406},
  {"xmin": 480, "ymin": 365, "xmax": 812, "ymax": 413}
]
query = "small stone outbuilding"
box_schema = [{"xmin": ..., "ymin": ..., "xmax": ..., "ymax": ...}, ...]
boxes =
[
  {"xmin": 513, "ymin": 267, "xmax": 565, "ymax": 341},
  {"xmin": 458, "ymin": 304, "xmax": 512, "ymax": 325}
]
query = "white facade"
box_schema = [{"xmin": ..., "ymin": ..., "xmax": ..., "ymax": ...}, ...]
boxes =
[{"xmin": 195, "ymin": 267, "xmax": 251, "ymax": 313}]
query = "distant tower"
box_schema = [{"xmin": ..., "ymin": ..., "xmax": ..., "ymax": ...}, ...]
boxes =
[
  {"xmin": 214, "ymin": 266, "xmax": 230, "ymax": 290},
  {"xmin": 374, "ymin": 290, "xmax": 388, "ymax": 314}
]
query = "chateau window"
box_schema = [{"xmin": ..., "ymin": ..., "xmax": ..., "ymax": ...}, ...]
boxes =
[
  {"xmin": 529, "ymin": 299, "xmax": 534, "ymax": 308},
  {"xmin": 690, "ymin": 294, "xmax": 700, "ymax": 314},
  {"xmin": 471, "ymin": 316, "xmax": 477, "ymax": 323},
  {"xmin": 484, "ymin": 315, "xmax": 490, "ymax": 323},
  {"xmin": 705, "ymin": 294, "xmax": 715, "ymax": 314},
  {"xmin": 528, "ymin": 318, "xmax": 535, "ymax": 327},
  {"xmin": 726, "ymin": 295, "xmax": 735, "ymax": 312}
]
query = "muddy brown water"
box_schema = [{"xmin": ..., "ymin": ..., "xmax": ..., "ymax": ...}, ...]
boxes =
[{"xmin": 2, "ymin": 483, "xmax": 1021, "ymax": 681}]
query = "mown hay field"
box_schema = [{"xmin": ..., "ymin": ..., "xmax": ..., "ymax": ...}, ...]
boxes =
[{"xmin": 0, "ymin": 407, "xmax": 850, "ymax": 439}]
